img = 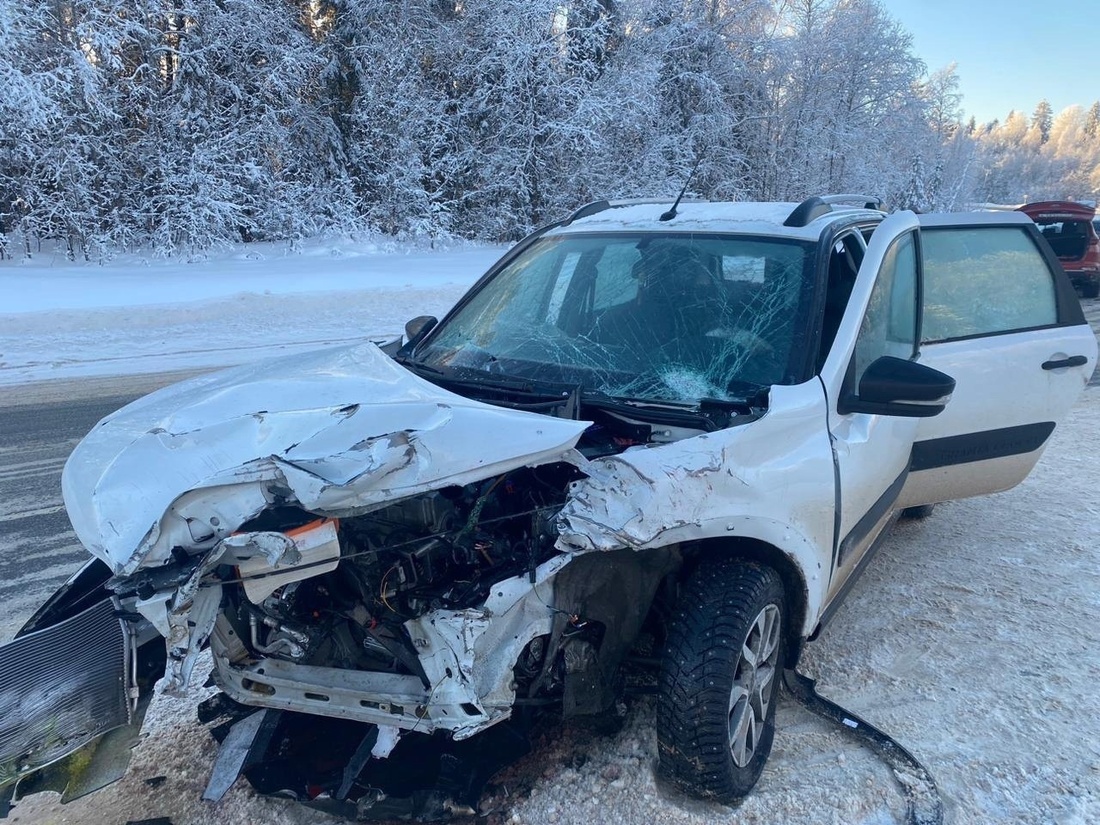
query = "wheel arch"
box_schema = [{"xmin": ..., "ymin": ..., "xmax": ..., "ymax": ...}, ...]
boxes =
[{"xmin": 678, "ymin": 536, "xmax": 812, "ymax": 668}]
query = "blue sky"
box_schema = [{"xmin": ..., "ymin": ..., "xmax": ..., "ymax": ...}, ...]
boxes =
[{"xmin": 880, "ymin": 0, "xmax": 1099, "ymax": 124}]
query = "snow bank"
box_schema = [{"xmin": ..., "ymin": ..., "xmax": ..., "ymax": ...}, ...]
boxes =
[{"xmin": 0, "ymin": 238, "xmax": 503, "ymax": 386}]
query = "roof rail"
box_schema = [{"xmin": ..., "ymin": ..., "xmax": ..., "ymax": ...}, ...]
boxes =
[
  {"xmin": 783, "ymin": 197, "xmax": 830, "ymax": 227},
  {"xmin": 564, "ymin": 200, "xmax": 612, "ymax": 224},
  {"xmin": 784, "ymin": 194, "xmax": 885, "ymax": 227},
  {"xmin": 819, "ymin": 193, "xmax": 885, "ymax": 211},
  {"xmin": 563, "ymin": 197, "xmax": 694, "ymax": 226}
]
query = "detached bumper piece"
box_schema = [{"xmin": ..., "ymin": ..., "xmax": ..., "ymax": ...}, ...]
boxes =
[
  {"xmin": 783, "ymin": 669, "xmax": 943, "ymax": 825},
  {"xmin": 0, "ymin": 599, "xmax": 129, "ymax": 810},
  {"xmin": 198, "ymin": 693, "xmax": 532, "ymax": 820}
]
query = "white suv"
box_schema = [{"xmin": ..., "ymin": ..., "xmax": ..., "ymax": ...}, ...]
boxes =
[{"xmin": 4, "ymin": 196, "xmax": 1095, "ymax": 818}]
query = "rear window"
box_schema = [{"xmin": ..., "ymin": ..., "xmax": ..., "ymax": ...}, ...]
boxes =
[{"xmin": 1034, "ymin": 218, "xmax": 1090, "ymax": 234}]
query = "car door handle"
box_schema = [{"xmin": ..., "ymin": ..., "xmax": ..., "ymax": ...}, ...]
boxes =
[{"xmin": 1041, "ymin": 355, "xmax": 1089, "ymax": 370}]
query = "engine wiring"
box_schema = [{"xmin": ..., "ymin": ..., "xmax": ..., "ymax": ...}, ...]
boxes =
[{"xmin": 203, "ymin": 502, "xmax": 566, "ymax": 589}]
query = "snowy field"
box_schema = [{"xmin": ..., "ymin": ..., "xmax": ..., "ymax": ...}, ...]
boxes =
[{"xmin": 2, "ymin": 240, "xmax": 1099, "ymax": 825}]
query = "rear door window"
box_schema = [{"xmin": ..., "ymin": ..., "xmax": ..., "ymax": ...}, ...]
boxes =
[{"xmin": 921, "ymin": 227, "xmax": 1057, "ymax": 343}]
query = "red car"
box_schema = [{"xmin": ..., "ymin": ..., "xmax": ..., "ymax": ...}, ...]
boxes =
[{"xmin": 1019, "ymin": 201, "xmax": 1100, "ymax": 298}]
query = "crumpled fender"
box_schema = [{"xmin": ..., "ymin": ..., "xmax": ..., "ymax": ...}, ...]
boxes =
[{"xmin": 557, "ymin": 382, "xmax": 835, "ymax": 635}]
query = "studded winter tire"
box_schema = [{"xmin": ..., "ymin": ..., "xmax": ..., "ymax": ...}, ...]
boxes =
[{"xmin": 656, "ymin": 558, "xmax": 786, "ymax": 802}]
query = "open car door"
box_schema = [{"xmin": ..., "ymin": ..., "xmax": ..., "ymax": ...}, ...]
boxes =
[
  {"xmin": 819, "ymin": 211, "xmax": 924, "ymax": 609},
  {"xmin": 897, "ymin": 211, "xmax": 1097, "ymax": 508}
]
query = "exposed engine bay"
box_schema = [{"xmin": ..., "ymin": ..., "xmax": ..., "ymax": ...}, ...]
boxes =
[
  {"xmin": 242, "ymin": 466, "xmax": 580, "ymax": 624},
  {"xmin": 226, "ymin": 463, "xmax": 580, "ymax": 689},
  {"xmin": 193, "ymin": 460, "xmax": 679, "ymax": 818},
  {"xmin": 205, "ymin": 453, "xmax": 677, "ymax": 721}
]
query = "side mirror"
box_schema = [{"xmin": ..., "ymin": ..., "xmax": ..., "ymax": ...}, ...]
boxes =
[
  {"xmin": 839, "ymin": 356, "xmax": 955, "ymax": 418},
  {"xmin": 403, "ymin": 315, "xmax": 438, "ymax": 348}
]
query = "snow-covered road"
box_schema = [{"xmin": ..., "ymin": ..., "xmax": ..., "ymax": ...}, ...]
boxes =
[{"xmin": 2, "ymin": 241, "xmax": 1098, "ymax": 824}]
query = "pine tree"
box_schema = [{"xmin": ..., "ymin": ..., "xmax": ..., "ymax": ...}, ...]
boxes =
[
  {"xmin": 1031, "ymin": 99, "xmax": 1053, "ymax": 144},
  {"xmin": 899, "ymin": 155, "xmax": 929, "ymax": 212},
  {"xmin": 1084, "ymin": 102, "xmax": 1100, "ymax": 140}
]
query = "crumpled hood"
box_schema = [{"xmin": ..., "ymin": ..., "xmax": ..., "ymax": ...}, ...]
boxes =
[{"xmin": 62, "ymin": 342, "xmax": 589, "ymax": 575}]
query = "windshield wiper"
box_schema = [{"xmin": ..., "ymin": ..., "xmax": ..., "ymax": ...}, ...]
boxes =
[
  {"xmin": 400, "ymin": 358, "xmax": 764, "ymax": 428},
  {"xmin": 579, "ymin": 392, "xmax": 747, "ymax": 432},
  {"xmin": 400, "ymin": 359, "xmax": 571, "ymax": 402}
]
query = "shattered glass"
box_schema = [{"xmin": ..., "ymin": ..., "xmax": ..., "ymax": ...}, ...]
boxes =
[{"xmin": 417, "ymin": 233, "xmax": 814, "ymax": 403}]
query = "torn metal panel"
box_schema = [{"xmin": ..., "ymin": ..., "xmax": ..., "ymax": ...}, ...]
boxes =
[
  {"xmin": 61, "ymin": 342, "xmax": 589, "ymax": 576},
  {"xmin": 201, "ymin": 709, "xmax": 274, "ymax": 803},
  {"xmin": 557, "ymin": 382, "xmax": 836, "ymax": 635},
  {"xmin": 163, "ymin": 542, "xmax": 226, "ymax": 693},
  {"xmin": 234, "ymin": 520, "xmax": 341, "ymax": 603}
]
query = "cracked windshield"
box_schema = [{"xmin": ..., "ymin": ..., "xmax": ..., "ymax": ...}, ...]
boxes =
[{"xmin": 416, "ymin": 232, "xmax": 813, "ymax": 403}]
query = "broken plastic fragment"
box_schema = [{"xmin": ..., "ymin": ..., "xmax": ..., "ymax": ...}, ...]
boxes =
[{"xmin": 371, "ymin": 725, "xmax": 402, "ymax": 759}]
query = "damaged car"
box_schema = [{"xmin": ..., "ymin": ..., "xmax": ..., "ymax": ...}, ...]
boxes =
[{"xmin": 2, "ymin": 195, "xmax": 1095, "ymax": 819}]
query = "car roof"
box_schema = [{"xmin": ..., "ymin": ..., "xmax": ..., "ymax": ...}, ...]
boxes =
[{"xmin": 545, "ymin": 200, "xmax": 884, "ymax": 242}]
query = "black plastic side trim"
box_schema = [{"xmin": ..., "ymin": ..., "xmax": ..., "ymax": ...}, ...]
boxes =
[
  {"xmin": 837, "ymin": 465, "xmax": 909, "ymax": 567},
  {"xmin": 814, "ymin": 510, "xmax": 900, "ymax": 638},
  {"xmin": 909, "ymin": 422, "xmax": 1055, "ymax": 471},
  {"xmin": 784, "ymin": 670, "xmax": 943, "ymax": 825},
  {"xmin": 922, "ymin": 321, "xmax": 1079, "ymax": 346}
]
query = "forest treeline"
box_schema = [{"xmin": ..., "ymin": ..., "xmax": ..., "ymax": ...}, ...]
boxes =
[{"xmin": 1, "ymin": 0, "xmax": 1098, "ymax": 258}]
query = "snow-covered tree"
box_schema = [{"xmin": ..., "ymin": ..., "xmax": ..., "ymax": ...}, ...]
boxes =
[
  {"xmin": 5, "ymin": 0, "xmax": 1090, "ymax": 255},
  {"xmin": 761, "ymin": 0, "xmax": 929, "ymax": 201},
  {"xmin": 1084, "ymin": 102, "xmax": 1100, "ymax": 140},
  {"xmin": 974, "ymin": 102, "xmax": 1100, "ymax": 204},
  {"xmin": 139, "ymin": 0, "xmax": 354, "ymax": 252},
  {"xmin": 908, "ymin": 63, "xmax": 979, "ymax": 210},
  {"xmin": 1031, "ymin": 99, "xmax": 1053, "ymax": 145}
]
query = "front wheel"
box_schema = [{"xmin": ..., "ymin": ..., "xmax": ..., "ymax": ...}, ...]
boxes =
[
  {"xmin": 656, "ymin": 559, "xmax": 787, "ymax": 802},
  {"xmin": 902, "ymin": 503, "xmax": 937, "ymax": 520}
]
